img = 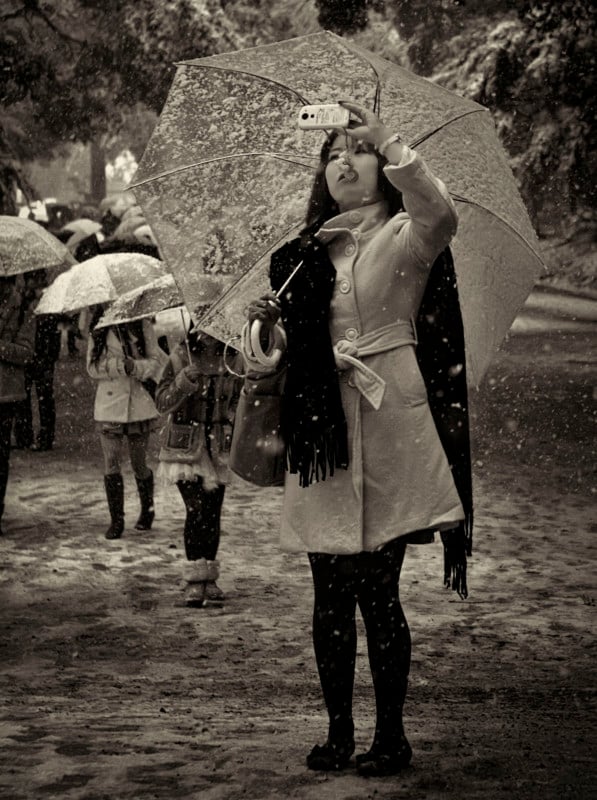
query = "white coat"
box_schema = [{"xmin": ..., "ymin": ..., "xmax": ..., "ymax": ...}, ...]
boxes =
[
  {"xmin": 86, "ymin": 320, "xmax": 165, "ymax": 424},
  {"xmin": 245, "ymin": 146, "xmax": 465, "ymax": 555}
]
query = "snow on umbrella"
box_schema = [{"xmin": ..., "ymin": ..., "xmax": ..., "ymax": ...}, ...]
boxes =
[
  {"xmin": 0, "ymin": 215, "xmax": 76, "ymax": 276},
  {"xmin": 34, "ymin": 252, "xmax": 168, "ymax": 315},
  {"xmin": 93, "ymin": 273, "xmax": 183, "ymax": 329},
  {"xmin": 132, "ymin": 30, "xmax": 544, "ymax": 386}
]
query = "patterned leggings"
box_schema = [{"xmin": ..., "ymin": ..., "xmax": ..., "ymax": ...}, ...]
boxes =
[{"xmin": 98, "ymin": 430, "xmax": 151, "ymax": 479}]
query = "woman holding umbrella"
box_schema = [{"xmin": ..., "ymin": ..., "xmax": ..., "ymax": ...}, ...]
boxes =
[
  {"xmin": 243, "ymin": 100, "xmax": 472, "ymax": 776},
  {"xmin": 155, "ymin": 327, "xmax": 242, "ymax": 607},
  {"xmin": 87, "ymin": 307, "xmax": 166, "ymax": 539}
]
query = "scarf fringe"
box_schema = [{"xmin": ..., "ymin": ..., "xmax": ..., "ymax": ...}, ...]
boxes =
[
  {"xmin": 285, "ymin": 423, "xmax": 349, "ymax": 488},
  {"xmin": 440, "ymin": 513, "xmax": 473, "ymax": 600}
]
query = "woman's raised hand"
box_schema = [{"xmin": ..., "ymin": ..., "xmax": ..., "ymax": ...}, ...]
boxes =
[
  {"xmin": 247, "ymin": 293, "xmax": 281, "ymax": 329},
  {"xmin": 337, "ymin": 100, "xmax": 393, "ymax": 151}
]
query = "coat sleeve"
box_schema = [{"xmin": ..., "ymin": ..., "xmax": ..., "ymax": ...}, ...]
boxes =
[
  {"xmin": 383, "ymin": 147, "xmax": 458, "ymax": 269},
  {"xmin": 0, "ymin": 309, "xmax": 35, "ymax": 366},
  {"xmin": 154, "ymin": 346, "xmax": 198, "ymax": 414}
]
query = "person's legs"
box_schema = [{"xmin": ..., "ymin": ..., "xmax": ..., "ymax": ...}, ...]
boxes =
[
  {"xmin": 356, "ymin": 538, "xmax": 412, "ymax": 775},
  {"xmin": 0, "ymin": 403, "xmax": 16, "ymax": 533},
  {"xmin": 12, "ymin": 368, "xmax": 33, "ymax": 448},
  {"xmin": 127, "ymin": 432, "xmax": 154, "ymax": 530},
  {"xmin": 177, "ymin": 479, "xmax": 225, "ymax": 606},
  {"xmin": 306, "ymin": 552, "xmax": 358, "ymax": 770},
  {"xmin": 99, "ymin": 430, "xmax": 125, "ymax": 539},
  {"xmin": 33, "ymin": 366, "xmax": 56, "ymax": 450}
]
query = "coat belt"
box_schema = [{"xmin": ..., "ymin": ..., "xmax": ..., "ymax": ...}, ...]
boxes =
[{"xmin": 333, "ymin": 320, "xmax": 416, "ymax": 410}]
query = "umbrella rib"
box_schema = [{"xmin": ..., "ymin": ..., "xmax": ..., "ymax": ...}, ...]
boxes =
[
  {"xmin": 132, "ymin": 153, "xmax": 317, "ymax": 186},
  {"xmin": 409, "ymin": 109, "xmax": 488, "ymax": 147},
  {"xmin": 451, "ymin": 195, "xmax": 544, "ymax": 263}
]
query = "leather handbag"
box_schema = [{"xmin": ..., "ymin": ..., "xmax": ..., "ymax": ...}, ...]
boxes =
[
  {"xmin": 159, "ymin": 420, "xmax": 204, "ymax": 463},
  {"xmin": 229, "ymin": 376, "xmax": 285, "ymax": 487}
]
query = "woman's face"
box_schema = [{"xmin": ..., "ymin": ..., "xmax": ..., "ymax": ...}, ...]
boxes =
[{"xmin": 324, "ymin": 134, "xmax": 383, "ymax": 212}]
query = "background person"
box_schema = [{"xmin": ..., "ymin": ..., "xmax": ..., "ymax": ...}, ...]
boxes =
[
  {"xmin": 155, "ymin": 329, "xmax": 242, "ymax": 607},
  {"xmin": 87, "ymin": 307, "xmax": 167, "ymax": 539},
  {"xmin": 243, "ymin": 100, "xmax": 472, "ymax": 777},
  {"xmin": 0, "ymin": 275, "xmax": 35, "ymax": 534},
  {"xmin": 13, "ymin": 270, "xmax": 61, "ymax": 451}
]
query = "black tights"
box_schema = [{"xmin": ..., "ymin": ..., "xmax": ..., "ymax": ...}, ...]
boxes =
[
  {"xmin": 177, "ymin": 479, "xmax": 225, "ymax": 561},
  {"xmin": 308, "ymin": 538, "xmax": 410, "ymax": 752}
]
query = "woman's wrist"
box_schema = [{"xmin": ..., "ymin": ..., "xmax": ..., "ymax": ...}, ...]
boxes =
[{"xmin": 377, "ymin": 132, "xmax": 403, "ymax": 159}]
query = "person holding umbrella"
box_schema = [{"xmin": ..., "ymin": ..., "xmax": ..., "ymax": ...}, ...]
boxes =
[
  {"xmin": 155, "ymin": 327, "xmax": 242, "ymax": 607},
  {"xmin": 0, "ymin": 274, "xmax": 35, "ymax": 534},
  {"xmin": 87, "ymin": 307, "xmax": 166, "ymax": 539},
  {"xmin": 243, "ymin": 100, "xmax": 472, "ymax": 776}
]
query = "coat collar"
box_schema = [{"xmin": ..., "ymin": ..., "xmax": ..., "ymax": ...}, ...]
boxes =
[{"xmin": 315, "ymin": 200, "xmax": 388, "ymax": 245}]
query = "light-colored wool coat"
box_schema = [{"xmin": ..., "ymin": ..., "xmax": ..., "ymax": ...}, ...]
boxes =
[
  {"xmin": 86, "ymin": 320, "xmax": 165, "ymax": 424},
  {"xmin": 245, "ymin": 147, "xmax": 465, "ymax": 555}
]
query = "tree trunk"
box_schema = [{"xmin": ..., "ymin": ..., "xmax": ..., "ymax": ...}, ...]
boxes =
[{"xmin": 90, "ymin": 141, "xmax": 106, "ymax": 204}]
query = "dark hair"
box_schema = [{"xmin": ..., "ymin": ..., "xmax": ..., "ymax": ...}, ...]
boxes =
[
  {"xmin": 89, "ymin": 306, "xmax": 146, "ymax": 366},
  {"xmin": 301, "ymin": 132, "xmax": 405, "ymax": 239}
]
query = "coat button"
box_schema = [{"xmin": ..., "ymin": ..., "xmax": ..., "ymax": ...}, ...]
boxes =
[
  {"xmin": 339, "ymin": 279, "xmax": 351, "ymax": 293},
  {"xmin": 345, "ymin": 327, "xmax": 358, "ymax": 340},
  {"xmin": 344, "ymin": 243, "xmax": 356, "ymax": 256},
  {"xmin": 351, "ymin": 228, "xmax": 361, "ymax": 240},
  {"xmin": 349, "ymin": 210, "xmax": 362, "ymax": 223}
]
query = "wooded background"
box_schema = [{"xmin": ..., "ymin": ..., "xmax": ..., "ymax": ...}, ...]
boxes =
[{"xmin": 1, "ymin": 0, "xmax": 595, "ymax": 242}]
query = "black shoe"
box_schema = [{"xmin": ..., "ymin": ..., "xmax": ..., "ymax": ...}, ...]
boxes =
[
  {"xmin": 356, "ymin": 741, "xmax": 412, "ymax": 777},
  {"xmin": 306, "ymin": 739, "xmax": 355, "ymax": 771},
  {"xmin": 105, "ymin": 519, "xmax": 124, "ymax": 539}
]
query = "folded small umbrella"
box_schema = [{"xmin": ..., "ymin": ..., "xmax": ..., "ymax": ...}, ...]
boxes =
[
  {"xmin": 0, "ymin": 215, "xmax": 76, "ymax": 276},
  {"xmin": 34, "ymin": 252, "xmax": 168, "ymax": 315}
]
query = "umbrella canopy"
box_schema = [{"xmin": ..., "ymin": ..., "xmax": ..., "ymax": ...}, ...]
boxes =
[
  {"xmin": 34, "ymin": 252, "xmax": 168, "ymax": 315},
  {"xmin": 133, "ymin": 31, "xmax": 544, "ymax": 386},
  {"xmin": 0, "ymin": 215, "xmax": 76, "ymax": 276},
  {"xmin": 94, "ymin": 273, "xmax": 183, "ymax": 329},
  {"xmin": 60, "ymin": 219, "xmax": 102, "ymax": 237}
]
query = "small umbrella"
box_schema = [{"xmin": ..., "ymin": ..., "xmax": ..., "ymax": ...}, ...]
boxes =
[
  {"xmin": 34, "ymin": 252, "xmax": 168, "ymax": 315},
  {"xmin": 111, "ymin": 215, "xmax": 147, "ymax": 243},
  {"xmin": 132, "ymin": 31, "xmax": 544, "ymax": 386},
  {"xmin": 0, "ymin": 215, "xmax": 76, "ymax": 276},
  {"xmin": 93, "ymin": 273, "xmax": 183, "ymax": 329},
  {"xmin": 60, "ymin": 219, "xmax": 102, "ymax": 237}
]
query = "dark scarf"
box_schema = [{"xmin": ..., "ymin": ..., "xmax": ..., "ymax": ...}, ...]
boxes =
[
  {"xmin": 270, "ymin": 239, "xmax": 472, "ymax": 597},
  {"xmin": 416, "ymin": 248, "xmax": 473, "ymax": 598},
  {"xmin": 270, "ymin": 235, "xmax": 349, "ymax": 487}
]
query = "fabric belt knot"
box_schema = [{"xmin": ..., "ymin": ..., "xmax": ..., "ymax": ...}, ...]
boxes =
[{"xmin": 333, "ymin": 320, "xmax": 416, "ymax": 410}]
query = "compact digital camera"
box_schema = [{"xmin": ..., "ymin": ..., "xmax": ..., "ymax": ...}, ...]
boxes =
[{"xmin": 297, "ymin": 103, "xmax": 351, "ymax": 130}]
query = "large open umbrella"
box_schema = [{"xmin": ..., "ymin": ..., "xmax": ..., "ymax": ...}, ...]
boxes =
[
  {"xmin": 132, "ymin": 30, "xmax": 544, "ymax": 386},
  {"xmin": 34, "ymin": 252, "xmax": 168, "ymax": 315},
  {"xmin": 0, "ymin": 215, "xmax": 76, "ymax": 276}
]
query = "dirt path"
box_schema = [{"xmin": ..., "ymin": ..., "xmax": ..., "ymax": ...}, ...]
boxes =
[{"xmin": 0, "ymin": 326, "xmax": 595, "ymax": 799}]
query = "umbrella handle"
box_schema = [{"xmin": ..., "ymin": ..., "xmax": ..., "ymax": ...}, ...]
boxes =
[
  {"xmin": 248, "ymin": 319, "xmax": 286, "ymax": 368},
  {"xmin": 179, "ymin": 307, "xmax": 192, "ymax": 361}
]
